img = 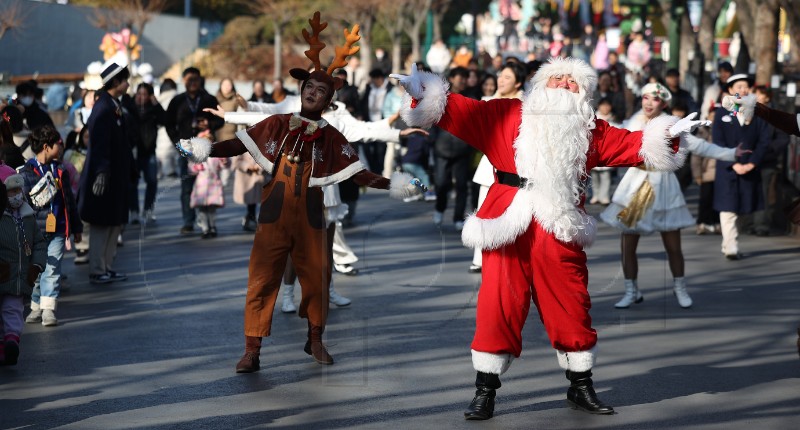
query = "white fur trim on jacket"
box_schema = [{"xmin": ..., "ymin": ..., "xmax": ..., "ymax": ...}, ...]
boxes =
[
  {"xmin": 556, "ymin": 346, "xmax": 596, "ymax": 372},
  {"xmin": 188, "ymin": 137, "xmax": 212, "ymax": 163},
  {"xmin": 461, "ymin": 190, "xmax": 597, "ymax": 250},
  {"xmin": 472, "ymin": 350, "xmax": 514, "ymax": 375},
  {"xmin": 388, "ymin": 171, "xmax": 417, "ymax": 199},
  {"xmin": 236, "ymin": 129, "xmax": 274, "ymax": 174},
  {"xmin": 639, "ymin": 115, "xmax": 685, "ymax": 171},
  {"xmin": 399, "ymin": 72, "xmax": 450, "ymax": 129},
  {"xmin": 530, "ymin": 57, "xmax": 598, "ymax": 96}
]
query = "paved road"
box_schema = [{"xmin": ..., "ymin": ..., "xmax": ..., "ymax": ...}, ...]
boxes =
[{"xmin": 2, "ymin": 178, "xmax": 799, "ymax": 429}]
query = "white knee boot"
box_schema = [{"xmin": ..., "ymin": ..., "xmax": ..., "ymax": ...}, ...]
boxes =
[
  {"xmin": 673, "ymin": 277, "xmax": 692, "ymax": 308},
  {"xmin": 281, "ymin": 282, "xmax": 296, "ymax": 313},
  {"xmin": 328, "ymin": 282, "xmax": 351, "ymax": 307},
  {"xmin": 614, "ymin": 279, "xmax": 643, "ymax": 309}
]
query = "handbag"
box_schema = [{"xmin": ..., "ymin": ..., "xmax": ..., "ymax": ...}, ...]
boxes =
[{"xmin": 29, "ymin": 171, "xmax": 57, "ymax": 208}]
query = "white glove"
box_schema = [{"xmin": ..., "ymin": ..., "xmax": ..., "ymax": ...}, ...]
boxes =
[
  {"xmin": 721, "ymin": 94, "xmax": 756, "ymax": 123},
  {"xmin": 669, "ymin": 113, "xmax": 710, "ymax": 138},
  {"xmin": 92, "ymin": 172, "xmax": 107, "ymax": 196},
  {"xmin": 389, "ymin": 63, "xmax": 425, "ymax": 100}
]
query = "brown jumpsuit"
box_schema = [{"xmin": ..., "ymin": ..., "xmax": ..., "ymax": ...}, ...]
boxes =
[
  {"xmin": 245, "ymin": 154, "xmax": 330, "ymax": 337},
  {"xmin": 209, "ymin": 114, "xmax": 390, "ymax": 340}
]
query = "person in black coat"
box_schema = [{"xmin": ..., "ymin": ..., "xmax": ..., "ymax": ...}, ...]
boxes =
[
  {"xmin": 126, "ymin": 83, "xmax": 165, "ymax": 223},
  {"xmin": 14, "ymin": 82, "xmax": 54, "ymax": 132},
  {"xmin": 78, "ymin": 63, "xmax": 133, "ymax": 284},
  {"xmin": 164, "ymin": 67, "xmax": 223, "ymax": 234},
  {"xmin": 711, "ymin": 74, "xmax": 771, "ymax": 260}
]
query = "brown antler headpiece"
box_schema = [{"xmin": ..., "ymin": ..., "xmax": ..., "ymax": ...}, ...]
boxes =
[{"xmin": 289, "ymin": 11, "xmax": 359, "ymax": 92}]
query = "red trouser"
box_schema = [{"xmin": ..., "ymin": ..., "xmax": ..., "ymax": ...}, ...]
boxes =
[{"xmin": 471, "ymin": 221, "xmax": 597, "ymax": 357}]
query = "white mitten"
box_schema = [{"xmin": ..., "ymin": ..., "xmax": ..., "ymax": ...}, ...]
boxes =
[
  {"xmin": 389, "ymin": 63, "xmax": 425, "ymax": 100},
  {"xmin": 389, "ymin": 172, "xmax": 426, "ymax": 199},
  {"xmin": 175, "ymin": 137, "xmax": 212, "ymax": 162},
  {"xmin": 669, "ymin": 113, "xmax": 711, "ymax": 138},
  {"xmin": 721, "ymin": 94, "xmax": 756, "ymax": 123}
]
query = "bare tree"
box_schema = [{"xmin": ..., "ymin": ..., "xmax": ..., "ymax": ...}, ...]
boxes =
[
  {"xmin": 403, "ymin": 0, "xmax": 433, "ymax": 64},
  {"xmin": 0, "ymin": 1, "xmax": 28, "ymax": 42},
  {"xmin": 239, "ymin": 0, "xmax": 310, "ymax": 81},
  {"xmin": 375, "ymin": 0, "xmax": 409, "ymax": 75},
  {"xmin": 431, "ymin": 0, "xmax": 453, "ymax": 43},
  {"xmin": 697, "ymin": 0, "xmax": 729, "ymax": 70}
]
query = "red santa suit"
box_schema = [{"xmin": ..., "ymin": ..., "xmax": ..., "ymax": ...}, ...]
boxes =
[{"xmin": 399, "ymin": 58, "xmax": 684, "ymax": 375}]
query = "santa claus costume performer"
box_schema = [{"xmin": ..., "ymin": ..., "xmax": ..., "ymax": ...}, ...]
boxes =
[
  {"xmin": 177, "ymin": 12, "xmax": 422, "ymax": 372},
  {"xmin": 392, "ymin": 58, "xmax": 705, "ymax": 419}
]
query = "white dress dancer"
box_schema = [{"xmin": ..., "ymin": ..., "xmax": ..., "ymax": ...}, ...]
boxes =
[{"xmin": 600, "ymin": 83, "xmax": 739, "ymax": 309}]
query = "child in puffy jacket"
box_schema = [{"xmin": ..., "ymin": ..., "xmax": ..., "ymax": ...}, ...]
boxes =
[
  {"xmin": 0, "ymin": 174, "xmax": 46, "ymax": 366},
  {"xmin": 190, "ymin": 117, "xmax": 227, "ymax": 239}
]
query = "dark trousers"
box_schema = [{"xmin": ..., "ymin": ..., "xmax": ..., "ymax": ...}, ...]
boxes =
[
  {"xmin": 129, "ymin": 154, "xmax": 159, "ymax": 214},
  {"xmin": 178, "ymin": 157, "xmax": 196, "ymax": 227},
  {"xmin": 697, "ymin": 181, "xmax": 719, "ymax": 226},
  {"xmin": 753, "ymin": 165, "xmax": 778, "ymax": 233},
  {"xmin": 363, "ymin": 140, "xmax": 387, "ymax": 174},
  {"xmin": 435, "ymin": 155, "xmax": 470, "ymax": 223}
]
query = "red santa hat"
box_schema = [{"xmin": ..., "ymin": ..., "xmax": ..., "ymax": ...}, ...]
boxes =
[{"xmin": 529, "ymin": 57, "xmax": 598, "ymax": 96}]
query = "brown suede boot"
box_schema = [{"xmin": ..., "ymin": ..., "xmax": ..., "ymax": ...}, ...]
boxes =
[
  {"xmin": 304, "ymin": 323, "xmax": 334, "ymax": 365},
  {"xmin": 235, "ymin": 336, "xmax": 262, "ymax": 373}
]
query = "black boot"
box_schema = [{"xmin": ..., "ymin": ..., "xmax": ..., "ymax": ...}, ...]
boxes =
[
  {"xmin": 565, "ymin": 370, "xmax": 614, "ymax": 414},
  {"xmin": 464, "ymin": 372, "xmax": 501, "ymax": 420}
]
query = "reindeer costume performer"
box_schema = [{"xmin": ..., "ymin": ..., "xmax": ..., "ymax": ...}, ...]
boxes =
[
  {"xmin": 391, "ymin": 58, "xmax": 705, "ymax": 419},
  {"xmin": 177, "ymin": 13, "xmax": 420, "ymax": 372}
]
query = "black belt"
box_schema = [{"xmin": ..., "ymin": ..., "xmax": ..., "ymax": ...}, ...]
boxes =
[{"xmin": 496, "ymin": 170, "xmax": 529, "ymax": 188}]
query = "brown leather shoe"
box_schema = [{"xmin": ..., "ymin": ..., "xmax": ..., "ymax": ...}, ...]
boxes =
[
  {"xmin": 304, "ymin": 324, "xmax": 334, "ymax": 365},
  {"xmin": 236, "ymin": 335, "xmax": 262, "ymax": 373},
  {"xmin": 236, "ymin": 351, "xmax": 260, "ymax": 373}
]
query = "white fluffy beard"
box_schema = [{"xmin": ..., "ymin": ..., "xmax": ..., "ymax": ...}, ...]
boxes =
[{"xmin": 515, "ymin": 87, "xmax": 596, "ymax": 243}]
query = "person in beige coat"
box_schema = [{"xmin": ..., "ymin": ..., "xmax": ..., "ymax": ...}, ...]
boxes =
[
  {"xmin": 215, "ymin": 78, "xmax": 240, "ymax": 186},
  {"xmin": 232, "ymin": 152, "xmax": 264, "ymax": 231}
]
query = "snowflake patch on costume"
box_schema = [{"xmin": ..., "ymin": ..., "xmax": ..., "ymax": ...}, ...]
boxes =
[
  {"xmin": 341, "ymin": 144, "xmax": 356, "ymax": 159},
  {"xmin": 313, "ymin": 147, "xmax": 324, "ymax": 162},
  {"xmin": 265, "ymin": 140, "xmax": 278, "ymax": 156}
]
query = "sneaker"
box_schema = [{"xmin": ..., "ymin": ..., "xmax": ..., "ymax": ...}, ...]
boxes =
[
  {"xmin": 90, "ymin": 273, "xmax": 113, "ymax": 284},
  {"xmin": 26, "ymin": 309, "xmax": 43, "ymax": 324},
  {"xmin": 403, "ymin": 194, "xmax": 423, "ymax": 203},
  {"xmin": 107, "ymin": 271, "xmax": 128, "ymax": 282},
  {"xmin": 454, "ymin": 221, "xmax": 465, "ymax": 231},
  {"xmin": 468, "ymin": 264, "xmax": 482, "ymax": 273},
  {"xmin": 42, "ymin": 310, "xmax": 58, "ymax": 327},
  {"xmin": 180, "ymin": 226, "xmax": 194, "ymax": 235},
  {"xmin": 209, "ymin": 227, "xmax": 218, "ymax": 238},
  {"xmin": 333, "ymin": 263, "xmax": 359, "ymax": 276},
  {"xmin": 117, "ymin": 234, "xmax": 124, "ymax": 247},
  {"xmin": 201, "ymin": 231, "xmax": 211, "ymax": 239},
  {"xmin": 725, "ymin": 253, "xmax": 742, "ymax": 261},
  {"xmin": 74, "ymin": 249, "xmax": 89, "ymax": 265},
  {"xmin": 144, "ymin": 210, "xmax": 157, "ymax": 223},
  {"xmin": 423, "ymin": 191, "xmax": 437, "ymax": 201},
  {"xmin": 433, "ymin": 211, "xmax": 444, "ymax": 226}
]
